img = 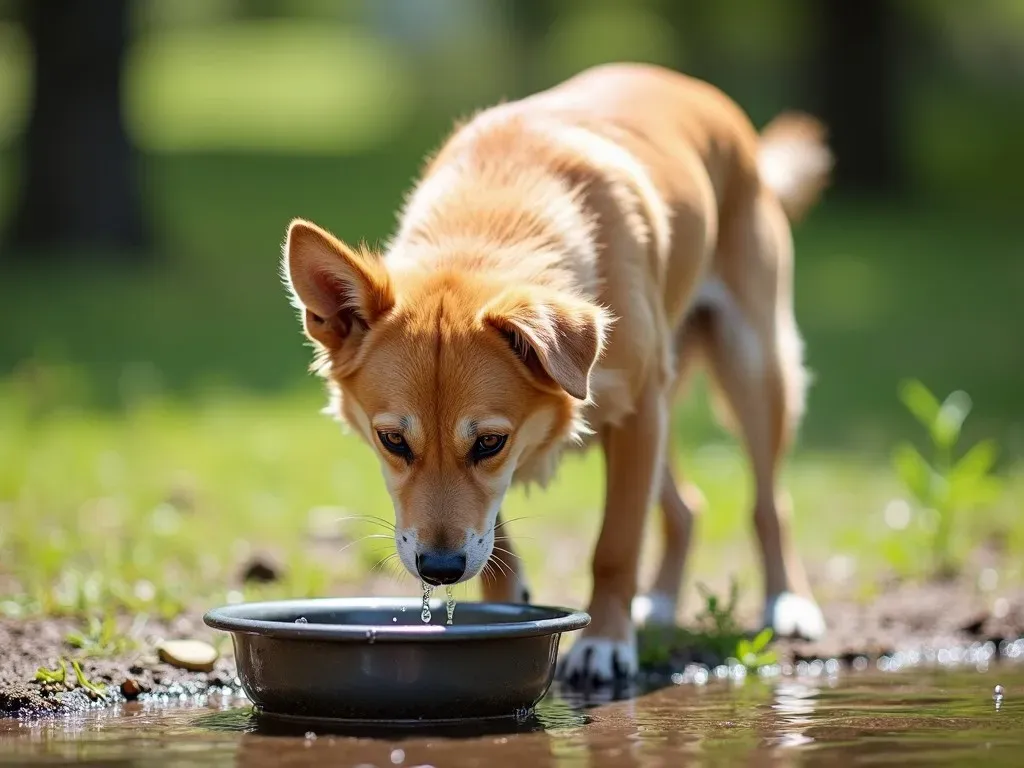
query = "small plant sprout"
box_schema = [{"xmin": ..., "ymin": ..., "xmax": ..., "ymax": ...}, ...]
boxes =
[
  {"xmin": 34, "ymin": 659, "xmax": 67, "ymax": 685},
  {"xmin": 35, "ymin": 657, "xmax": 106, "ymax": 699},
  {"xmin": 71, "ymin": 660, "xmax": 108, "ymax": 699},
  {"xmin": 736, "ymin": 628, "xmax": 777, "ymax": 671},
  {"xmin": 637, "ymin": 578, "xmax": 778, "ymax": 672},
  {"xmin": 66, "ymin": 614, "xmax": 137, "ymax": 658},
  {"xmin": 892, "ymin": 379, "xmax": 1004, "ymax": 575}
]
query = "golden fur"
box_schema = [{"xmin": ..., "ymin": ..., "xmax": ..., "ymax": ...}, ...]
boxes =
[{"xmin": 283, "ymin": 63, "xmax": 833, "ymax": 685}]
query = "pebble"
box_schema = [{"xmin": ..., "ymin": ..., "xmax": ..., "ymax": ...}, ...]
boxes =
[
  {"xmin": 156, "ymin": 640, "xmax": 219, "ymax": 672},
  {"xmin": 120, "ymin": 679, "xmax": 141, "ymax": 699}
]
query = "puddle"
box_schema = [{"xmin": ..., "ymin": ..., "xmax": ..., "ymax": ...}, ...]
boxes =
[{"xmin": 1, "ymin": 666, "xmax": 1022, "ymax": 766}]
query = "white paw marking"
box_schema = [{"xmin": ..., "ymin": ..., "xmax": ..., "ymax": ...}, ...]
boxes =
[
  {"xmin": 558, "ymin": 637, "xmax": 637, "ymax": 685},
  {"xmin": 764, "ymin": 592, "xmax": 826, "ymax": 641},
  {"xmin": 631, "ymin": 592, "xmax": 677, "ymax": 627}
]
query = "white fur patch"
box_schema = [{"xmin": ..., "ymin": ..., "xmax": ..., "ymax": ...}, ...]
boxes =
[
  {"xmin": 558, "ymin": 637, "xmax": 638, "ymax": 684},
  {"xmin": 758, "ymin": 137, "xmax": 832, "ymax": 214},
  {"xmin": 764, "ymin": 592, "xmax": 826, "ymax": 641},
  {"xmin": 631, "ymin": 592, "xmax": 677, "ymax": 627},
  {"xmin": 691, "ymin": 276, "xmax": 764, "ymax": 378}
]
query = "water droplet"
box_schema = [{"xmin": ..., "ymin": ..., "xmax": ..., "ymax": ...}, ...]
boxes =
[
  {"xmin": 392, "ymin": 616, "xmax": 398, "ymax": 623},
  {"xmin": 304, "ymin": 731, "xmax": 317, "ymax": 740},
  {"xmin": 994, "ymin": 684, "xmax": 1005, "ymax": 697},
  {"xmin": 295, "ymin": 616, "xmax": 308, "ymax": 624},
  {"xmin": 366, "ymin": 629, "xmax": 377, "ymax": 644},
  {"xmin": 421, "ymin": 582, "xmax": 433, "ymax": 623},
  {"xmin": 445, "ymin": 584, "xmax": 456, "ymax": 625},
  {"xmin": 390, "ymin": 748, "xmax": 405, "ymax": 764}
]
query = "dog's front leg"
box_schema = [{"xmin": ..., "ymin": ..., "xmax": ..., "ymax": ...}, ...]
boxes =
[{"xmin": 559, "ymin": 378, "xmax": 666, "ymax": 686}]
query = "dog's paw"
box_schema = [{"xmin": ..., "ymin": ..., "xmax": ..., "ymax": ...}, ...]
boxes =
[
  {"xmin": 764, "ymin": 592, "xmax": 826, "ymax": 641},
  {"xmin": 631, "ymin": 592, "xmax": 677, "ymax": 627},
  {"xmin": 557, "ymin": 636, "xmax": 637, "ymax": 686}
]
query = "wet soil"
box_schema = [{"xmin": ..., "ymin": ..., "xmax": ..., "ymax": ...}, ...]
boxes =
[{"xmin": 2, "ymin": 576, "xmax": 1023, "ymax": 718}]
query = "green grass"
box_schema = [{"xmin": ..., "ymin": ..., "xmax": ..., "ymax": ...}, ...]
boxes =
[{"xmin": 2, "ymin": 373, "xmax": 1022, "ymax": 622}]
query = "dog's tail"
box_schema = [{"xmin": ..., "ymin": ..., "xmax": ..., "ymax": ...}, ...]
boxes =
[{"xmin": 757, "ymin": 112, "xmax": 834, "ymax": 223}]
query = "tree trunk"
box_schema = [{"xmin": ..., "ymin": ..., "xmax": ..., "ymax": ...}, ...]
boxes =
[
  {"xmin": 505, "ymin": 0, "xmax": 557, "ymax": 97},
  {"xmin": 6, "ymin": 0, "xmax": 149, "ymax": 258},
  {"xmin": 809, "ymin": 0, "xmax": 905, "ymax": 195}
]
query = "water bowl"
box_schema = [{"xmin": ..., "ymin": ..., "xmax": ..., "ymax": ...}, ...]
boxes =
[{"xmin": 203, "ymin": 597, "xmax": 590, "ymax": 723}]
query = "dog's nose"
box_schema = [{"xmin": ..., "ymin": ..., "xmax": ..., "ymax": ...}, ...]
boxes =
[{"xmin": 415, "ymin": 551, "xmax": 467, "ymax": 586}]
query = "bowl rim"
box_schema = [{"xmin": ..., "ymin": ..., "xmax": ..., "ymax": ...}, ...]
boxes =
[{"xmin": 203, "ymin": 597, "xmax": 590, "ymax": 642}]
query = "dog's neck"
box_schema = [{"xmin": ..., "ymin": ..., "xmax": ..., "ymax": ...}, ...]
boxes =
[{"xmin": 385, "ymin": 154, "xmax": 601, "ymax": 299}]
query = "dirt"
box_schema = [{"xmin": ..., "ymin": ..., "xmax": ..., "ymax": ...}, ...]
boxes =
[
  {"xmin": 2, "ymin": 577, "xmax": 1023, "ymax": 718},
  {"xmin": 0, "ymin": 612, "xmax": 236, "ymax": 718}
]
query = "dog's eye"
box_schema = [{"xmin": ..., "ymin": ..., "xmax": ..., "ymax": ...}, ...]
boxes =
[
  {"xmin": 377, "ymin": 431, "xmax": 412, "ymax": 459},
  {"xmin": 471, "ymin": 434, "xmax": 507, "ymax": 462}
]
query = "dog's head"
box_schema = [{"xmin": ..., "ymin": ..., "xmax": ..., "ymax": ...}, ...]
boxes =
[{"xmin": 284, "ymin": 219, "xmax": 610, "ymax": 586}]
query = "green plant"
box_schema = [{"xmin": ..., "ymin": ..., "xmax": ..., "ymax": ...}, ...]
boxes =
[
  {"xmin": 66, "ymin": 614, "xmax": 137, "ymax": 658},
  {"xmin": 71, "ymin": 660, "xmax": 108, "ymax": 698},
  {"xmin": 694, "ymin": 580, "xmax": 742, "ymax": 639},
  {"xmin": 735, "ymin": 628, "xmax": 777, "ymax": 671},
  {"xmin": 34, "ymin": 659, "xmax": 67, "ymax": 685},
  {"xmin": 892, "ymin": 379, "xmax": 1004, "ymax": 575},
  {"xmin": 34, "ymin": 657, "xmax": 107, "ymax": 699},
  {"xmin": 637, "ymin": 578, "xmax": 778, "ymax": 672}
]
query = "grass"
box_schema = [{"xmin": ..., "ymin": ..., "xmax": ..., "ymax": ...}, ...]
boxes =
[{"xmin": 2, "ymin": 372, "xmax": 1022, "ymax": 626}]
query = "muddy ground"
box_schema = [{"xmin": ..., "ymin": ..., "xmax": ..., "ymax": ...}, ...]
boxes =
[{"xmin": 3, "ymin": 575, "xmax": 1023, "ymax": 718}]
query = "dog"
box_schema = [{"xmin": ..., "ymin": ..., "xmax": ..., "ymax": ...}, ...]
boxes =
[{"xmin": 282, "ymin": 63, "xmax": 832, "ymax": 685}]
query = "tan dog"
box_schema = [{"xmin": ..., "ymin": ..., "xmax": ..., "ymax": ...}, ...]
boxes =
[{"xmin": 283, "ymin": 63, "xmax": 832, "ymax": 685}]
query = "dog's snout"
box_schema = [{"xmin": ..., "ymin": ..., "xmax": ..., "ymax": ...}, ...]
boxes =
[{"xmin": 415, "ymin": 551, "xmax": 467, "ymax": 585}]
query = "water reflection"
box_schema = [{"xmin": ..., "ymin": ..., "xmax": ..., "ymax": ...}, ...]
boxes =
[{"xmin": 2, "ymin": 667, "xmax": 1023, "ymax": 766}]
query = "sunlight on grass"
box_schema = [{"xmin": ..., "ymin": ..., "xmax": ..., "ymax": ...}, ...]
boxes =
[
  {"xmin": 125, "ymin": 20, "xmax": 415, "ymax": 154},
  {"xmin": 3, "ymin": 376, "xmax": 1019, "ymax": 621}
]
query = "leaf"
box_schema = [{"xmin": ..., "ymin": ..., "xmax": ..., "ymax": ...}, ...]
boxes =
[
  {"xmin": 899, "ymin": 379, "xmax": 940, "ymax": 430},
  {"xmin": 750, "ymin": 627, "xmax": 774, "ymax": 653},
  {"xmin": 71, "ymin": 660, "xmax": 106, "ymax": 698},
  {"xmin": 892, "ymin": 443, "xmax": 935, "ymax": 504},
  {"xmin": 932, "ymin": 390, "xmax": 972, "ymax": 449},
  {"xmin": 755, "ymin": 649, "xmax": 779, "ymax": 667},
  {"xmin": 949, "ymin": 475, "xmax": 1004, "ymax": 511},
  {"xmin": 35, "ymin": 659, "xmax": 67, "ymax": 684},
  {"xmin": 736, "ymin": 638, "xmax": 752, "ymax": 660},
  {"xmin": 946, "ymin": 440, "xmax": 1001, "ymax": 509},
  {"xmin": 951, "ymin": 439, "xmax": 998, "ymax": 484}
]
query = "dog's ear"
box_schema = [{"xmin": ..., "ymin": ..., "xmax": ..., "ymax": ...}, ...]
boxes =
[
  {"xmin": 284, "ymin": 218, "xmax": 394, "ymax": 374},
  {"xmin": 481, "ymin": 287, "xmax": 611, "ymax": 401}
]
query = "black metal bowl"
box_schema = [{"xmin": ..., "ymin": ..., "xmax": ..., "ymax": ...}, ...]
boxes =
[{"xmin": 203, "ymin": 597, "xmax": 590, "ymax": 722}]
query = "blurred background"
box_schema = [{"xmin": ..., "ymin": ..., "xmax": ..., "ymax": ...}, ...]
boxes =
[{"xmin": 0, "ymin": 0, "xmax": 1021, "ymax": 621}]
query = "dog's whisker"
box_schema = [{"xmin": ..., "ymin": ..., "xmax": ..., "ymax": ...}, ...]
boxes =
[
  {"xmin": 338, "ymin": 533, "xmax": 394, "ymax": 556},
  {"xmin": 483, "ymin": 557, "xmax": 507, "ymax": 581},
  {"xmin": 334, "ymin": 514, "xmax": 396, "ymax": 532},
  {"xmin": 493, "ymin": 515, "xmax": 538, "ymax": 532},
  {"xmin": 491, "ymin": 545, "xmax": 522, "ymax": 562},
  {"xmin": 371, "ymin": 552, "xmax": 399, "ymax": 574}
]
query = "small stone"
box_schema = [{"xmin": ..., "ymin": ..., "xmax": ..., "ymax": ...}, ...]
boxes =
[
  {"xmin": 120, "ymin": 679, "xmax": 142, "ymax": 699},
  {"xmin": 157, "ymin": 640, "xmax": 219, "ymax": 672}
]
